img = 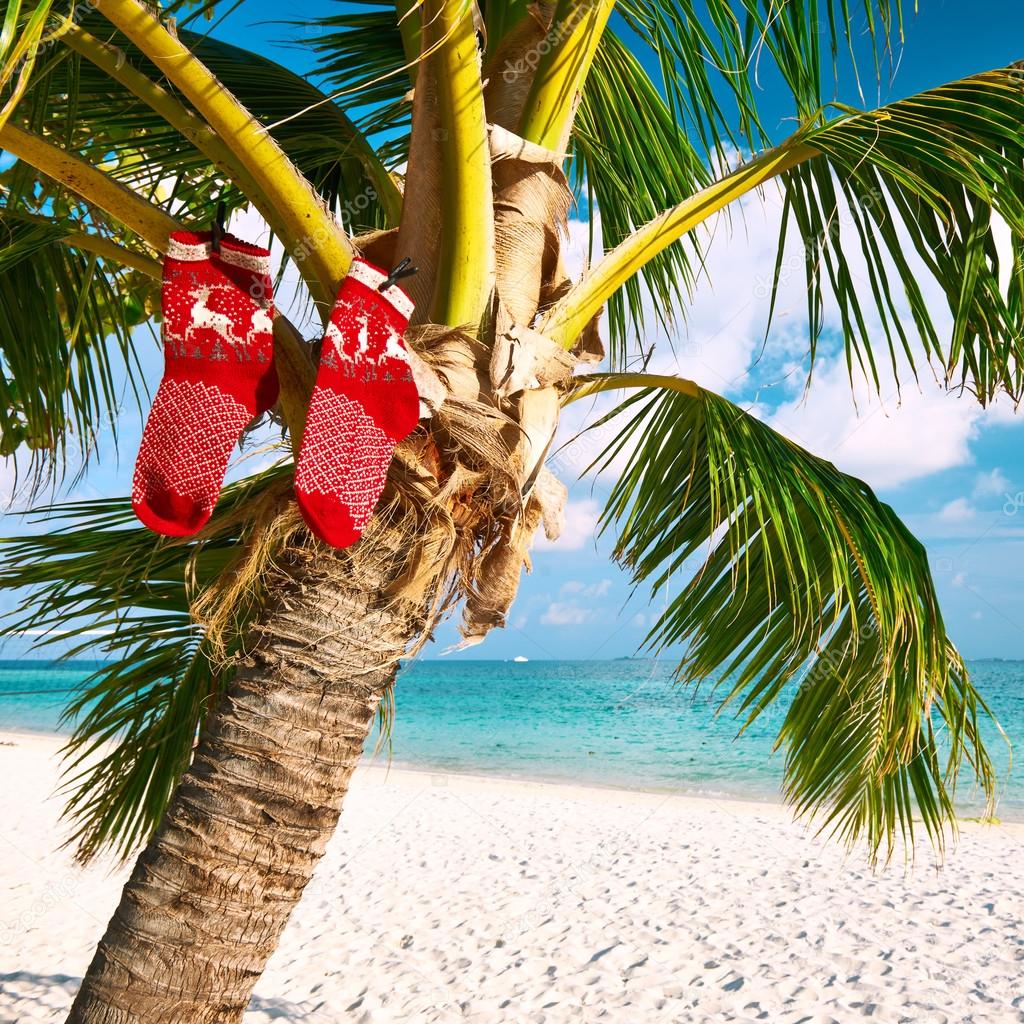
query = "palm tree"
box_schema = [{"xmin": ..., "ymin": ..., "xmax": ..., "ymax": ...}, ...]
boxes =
[{"xmin": 0, "ymin": 0, "xmax": 1019, "ymax": 1019}]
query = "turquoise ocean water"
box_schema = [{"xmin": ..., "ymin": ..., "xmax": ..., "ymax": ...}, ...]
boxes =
[{"xmin": 1, "ymin": 658, "xmax": 1020, "ymax": 819}]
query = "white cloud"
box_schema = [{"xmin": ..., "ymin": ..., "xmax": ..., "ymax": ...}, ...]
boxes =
[
  {"xmin": 937, "ymin": 497, "xmax": 976, "ymax": 524},
  {"xmin": 558, "ymin": 171, "xmax": 1024, "ymax": 498},
  {"xmin": 567, "ymin": 192, "xmax": 810, "ymax": 396},
  {"xmin": 973, "ymin": 467, "xmax": 1012, "ymax": 499},
  {"xmin": 550, "ymin": 189, "xmax": 816, "ymax": 487},
  {"xmin": 561, "ymin": 578, "xmax": 612, "ymax": 598},
  {"xmin": 564, "ymin": 214, "xmax": 602, "ymax": 279},
  {"xmin": 762, "ymin": 358, "xmax": 1014, "ymax": 490},
  {"xmin": 534, "ymin": 498, "xmax": 601, "ymax": 551},
  {"xmin": 540, "ymin": 601, "xmax": 592, "ymax": 626}
]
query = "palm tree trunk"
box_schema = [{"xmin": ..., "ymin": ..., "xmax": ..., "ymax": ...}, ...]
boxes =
[{"xmin": 66, "ymin": 544, "xmax": 420, "ymax": 1024}]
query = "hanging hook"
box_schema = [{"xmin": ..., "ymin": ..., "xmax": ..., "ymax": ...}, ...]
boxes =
[
  {"xmin": 210, "ymin": 199, "xmax": 227, "ymax": 255},
  {"xmin": 379, "ymin": 256, "xmax": 418, "ymax": 292}
]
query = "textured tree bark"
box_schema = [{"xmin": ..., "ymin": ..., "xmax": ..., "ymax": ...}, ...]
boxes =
[{"xmin": 66, "ymin": 545, "xmax": 420, "ymax": 1024}]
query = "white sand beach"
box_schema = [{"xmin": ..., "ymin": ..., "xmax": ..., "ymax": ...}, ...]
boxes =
[{"xmin": 1, "ymin": 730, "xmax": 1022, "ymax": 1023}]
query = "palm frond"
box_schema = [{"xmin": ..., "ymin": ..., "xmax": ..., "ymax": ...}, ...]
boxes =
[
  {"xmin": 778, "ymin": 68, "xmax": 1024, "ymax": 404},
  {"xmin": 0, "ymin": 0, "xmax": 58, "ymax": 131},
  {"xmin": 182, "ymin": 28, "xmax": 399, "ymax": 227},
  {"xmin": 0, "ymin": 214, "xmax": 154, "ymax": 468},
  {"xmin": 572, "ymin": 0, "xmax": 906, "ymax": 364},
  {"xmin": 299, "ymin": 2, "xmax": 413, "ymax": 170},
  {"xmin": 617, "ymin": 0, "xmax": 904, "ymax": 158},
  {"xmin": 572, "ymin": 28, "xmax": 710, "ymax": 368},
  {"xmin": 11, "ymin": 11, "xmax": 397, "ymax": 231},
  {"xmin": 1, "ymin": 9, "xmax": 402, "ymax": 465},
  {"xmin": 0, "ymin": 466, "xmax": 289, "ymax": 860},
  {"xmin": 581, "ymin": 375, "xmax": 999, "ymax": 859}
]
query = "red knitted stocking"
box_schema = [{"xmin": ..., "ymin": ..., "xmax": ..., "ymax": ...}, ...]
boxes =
[
  {"xmin": 295, "ymin": 258, "xmax": 420, "ymax": 548},
  {"xmin": 132, "ymin": 230, "xmax": 277, "ymax": 536}
]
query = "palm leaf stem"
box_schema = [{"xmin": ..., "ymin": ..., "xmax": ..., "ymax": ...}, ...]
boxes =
[
  {"xmin": 566, "ymin": 371, "xmax": 700, "ymax": 403},
  {"xmin": 59, "ymin": 24, "xmax": 279, "ymax": 238},
  {"xmin": 540, "ymin": 141, "xmax": 814, "ymax": 347},
  {"xmin": 0, "ymin": 121, "xmax": 179, "ymax": 246},
  {"xmin": 426, "ymin": 0, "xmax": 493, "ymax": 327},
  {"xmin": 93, "ymin": 0, "xmax": 352, "ymax": 315},
  {"xmin": 61, "ymin": 230, "xmax": 161, "ymax": 277},
  {"xmin": 519, "ymin": 0, "xmax": 617, "ymax": 151},
  {"xmin": 395, "ymin": 0, "xmax": 423, "ymax": 73}
]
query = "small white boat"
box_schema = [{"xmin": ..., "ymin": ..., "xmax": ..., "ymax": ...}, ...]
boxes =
[{"xmin": 513, "ymin": 655, "xmax": 529, "ymax": 663}]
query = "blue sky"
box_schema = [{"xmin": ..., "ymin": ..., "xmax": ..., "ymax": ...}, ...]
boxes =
[{"xmin": 2, "ymin": 2, "xmax": 1023, "ymax": 662}]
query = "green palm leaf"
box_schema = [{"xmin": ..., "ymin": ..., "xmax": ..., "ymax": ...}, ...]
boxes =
[
  {"xmin": 777, "ymin": 69, "xmax": 1024, "ymax": 404},
  {"xmin": 8, "ymin": 11, "xmax": 398, "ymax": 229},
  {"xmin": 573, "ymin": 28, "xmax": 710, "ymax": 367},
  {"xmin": 0, "ymin": 465, "xmax": 289, "ymax": 860},
  {"xmin": 182, "ymin": 28, "xmax": 400, "ymax": 226},
  {"xmin": 617, "ymin": 0, "xmax": 904, "ymax": 156},
  {"xmin": 1, "ymin": 10, "xmax": 401, "ymax": 464},
  {"xmin": 0, "ymin": 0, "xmax": 1013, "ymax": 871},
  {"xmin": 576, "ymin": 374, "xmax": 1000, "ymax": 859},
  {"xmin": 0, "ymin": 215, "xmax": 153, "ymax": 467},
  {"xmin": 298, "ymin": 1, "xmax": 414, "ymax": 170},
  {"xmin": 0, "ymin": 0, "xmax": 58, "ymax": 131},
  {"xmin": 301, "ymin": 2, "xmax": 906, "ymax": 362}
]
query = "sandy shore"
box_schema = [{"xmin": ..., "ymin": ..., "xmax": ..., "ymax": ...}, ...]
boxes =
[{"xmin": 1, "ymin": 731, "xmax": 1022, "ymax": 1023}]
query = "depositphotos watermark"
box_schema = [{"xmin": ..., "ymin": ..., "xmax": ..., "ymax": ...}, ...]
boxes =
[
  {"xmin": 752, "ymin": 185, "xmax": 885, "ymax": 300},
  {"xmin": 9, "ymin": 0, "xmax": 105, "ymax": 73},
  {"xmin": 502, "ymin": 0, "xmax": 605, "ymax": 83},
  {"xmin": 0, "ymin": 872, "xmax": 79, "ymax": 948},
  {"xmin": 1002, "ymin": 490, "xmax": 1024, "ymax": 517},
  {"xmin": 290, "ymin": 184, "xmax": 379, "ymax": 265}
]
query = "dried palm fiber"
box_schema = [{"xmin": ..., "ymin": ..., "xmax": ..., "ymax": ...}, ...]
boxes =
[
  {"xmin": 450, "ymin": 366, "xmax": 564, "ymax": 645},
  {"xmin": 408, "ymin": 348, "xmax": 447, "ymax": 417},
  {"xmin": 515, "ymin": 385, "xmax": 560, "ymax": 493},
  {"xmin": 459, "ymin": 494, "xmax": 545, "ymax": 646},
  {"xmin": 187, "ymin": 45, "xmax": 596, "ymax": 661},
  {"xmin": 489, "ymin": 124, "xmax": 572, "ymax": 327},
  {"xmin": 376, "ymin": 326, "xmax": 527, "ymax": 637},
  {"xmin": 490, "ymin": 304, "xmax": 576, "ymax": 398},
  {"xmin": 407, "ymin": 323, "xmax": 523, "ymax": 508},
  {"xmin": 353, "ymin": 227, "xmax": 399, "ymax": 271},
  {"xmin": 482, "ymin": 3, "xmax": 556, "ymax": 131},
  {"xmin": 379, "ymin": 435, "xmax": 459, "ymax": 614},
  {"xmin": 536, "ymin": 243, "xmax": 606, "ymax": 367},
  {"xmin": 187, "ymin": 477, "xmax": 303, "ymax": 664},
  {"xmin": 533, "ymin": 465, "xmax": 567, "ymax": 542},
  {"xmin": 409, "ymin": 323, "xmax": 489, "ymax": 402},
  {"xmin": 188, "ymin": 423, "xmax": 454, "ymax": 673}
]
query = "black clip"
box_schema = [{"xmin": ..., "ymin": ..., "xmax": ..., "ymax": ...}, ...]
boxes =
[
  {"xmin": 379, "ymin": 256, "xmax": 418, "ymax": 292},
  {"xmin": 210, "ymin": 199, "xmax": 227, "ymax": 254}
]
